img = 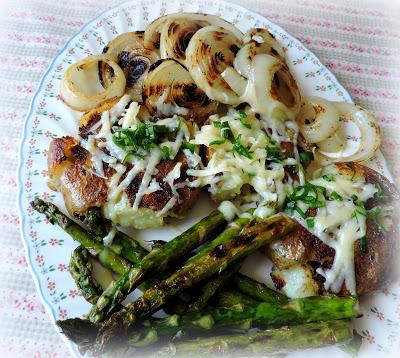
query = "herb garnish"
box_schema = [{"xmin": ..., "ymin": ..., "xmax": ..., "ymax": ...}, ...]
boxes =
[
  {"xmin": 181, "ymin": 141, "xmax": 195, "ymax": 153},
  {"xmin": 209, "ymin": 139, "xmax": 226, "ymax": 146},
  {"xmin": 299, "ymin": 151, "xmax": 314, "ymax": 162},
  {"xmin": 161, "ymin": 146, "xmax": 170, "ymax": 160},
  {"xmin": 330, "ymin": 191, "xmax": 343, "ymax": 201},
  {"xmin": 322, "ymin": 174, "xmax": 335, "ymax": 182},
  {"xmin": 112, "ymin": 124, "xmax": 168, "ymax": 153},
  {"xmin": 237, "ymin": 110, "xmax": 251, "ymax": 129},
  {"xmin": 233, "ymin": 135, "xmax": 252, "ymax": 159},
  {"xmin": 285, "ymin": 182, "xmax": 326, "ymax": 219},
  {"xmin": 266, "ymin": 139, "xmax": 282, "ymax": 163}
]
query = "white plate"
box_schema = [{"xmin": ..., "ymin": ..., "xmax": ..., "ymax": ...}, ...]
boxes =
[{"xmin": 17, "ymin": 0, "xmax": 400, "ymax": 357}]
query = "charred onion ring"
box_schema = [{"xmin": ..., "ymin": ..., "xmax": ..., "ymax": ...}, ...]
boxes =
[{"xmin": 60, "ymin": 55, "xmax": 126, "ymax": 111}]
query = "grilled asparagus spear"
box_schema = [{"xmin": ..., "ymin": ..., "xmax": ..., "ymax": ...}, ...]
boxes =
[
  {"xmin": 154, "ymin": 320, "xmax": 353, "ymax": 357},
  {"xmin": 69, "ymin": 246, "xmax": 103, "ymax": 304},
  {"xmin": 32, "ymin": 199, "xmax": 132, "ymax": 275},
  {"xmin": 32, "ymin": 199, "xmax": 147, "ymax": 267},
  {"xmin": 88, "ymin": 209, "xmax": 226, "ymax": 323},
  {"xmin": 93, "ymin": 214, "xmax": 296, "ymax": 353},
  {"xmin": 129, "ymin": 295, "xmax": 359, "ymax": 346},
  {"xmin": 233, "ymin": 272, "xmax": 287, "ymax": 304}
]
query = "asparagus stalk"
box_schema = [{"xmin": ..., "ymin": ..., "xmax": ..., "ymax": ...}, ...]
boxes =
[
  {"xmin": 32, "ymin": 199, "xmax": 132, "ymax": 275},
  {"xmin": 154, "ymin": 320, "xmax": 353, "ymax": 357},
  {"xmin": 233, "ymin": 273, "xmax": 287, "ymax": 304},
  {"xmin": 130, "ymin": 295, "xmax": 359, "ymax": 346},
  {"xmin": 187, "ymin": 263, "xmax": 242, "ymax": 312},
  {"xmin": 93, "ymin": 214, "xmax": 296, "ymax": 352},
  {"xmin": 69, "ymin": 246, "xmax": 103, "ymax": 304},
  {"xmin": 215, "ymin": 289, "xmax": 257, "ymax": 307},
  {"xmin": 88, "ymin": 209, "xmax": 226, "ymax": 323}
]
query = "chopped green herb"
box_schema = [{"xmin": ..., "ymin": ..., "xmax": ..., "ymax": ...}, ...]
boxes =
[
  {"xmin": 266, "ymin": 140, "xmax": 282, "ymax": 163},
  {"xmin": 330, "ymin": 191, "xmax": 343, "ymax": 201},
  {"xmin": 112, "ymin": 124, "xmax": 168, "ymax": 153},
  {"xmin": 247, "ymin": 172, "xmax": 256, "ymax": 177},
  {"xmin": 181, "ymin": 141, "xmax": 195, "ymax": 153},
  {"xmin": 299, "ymin": 151, "xmax": 314, "ymax": 162},
  {"xmin": 322, "ymin": 174, "xmax": 335, "ymax": 182},
  {"xmin": 367, "ymin": 207, "xmax": 382, "ymax": 218},
  {"xmin": 345, "ymin": 163, "xmax": 356, "ymax": 181},
  {"xmin": 213, "ymin": 121, "xmax": 222, "ymax": 128},
  {"xmin": 209, "ymin": 140, "xmax": 226, "ymax": 146},
  {"xmin": 233, "ymin": 136, "xmax": 252, "ymax": 159},
  {"xmin": 237, "ymin": 110, "xmax": 251, "ymax": 129},
  {"xmin": 306, "ymin": 218, "xmax": 315, "ymax": 228},
  {"xmin": 351, "ymin": 194, "xmax": 359, "ymax": 203},
  {"xmin": 285, "ymin": 182, "xmax": 326, "ymax": 218},
  {"xmin": 359, "ymin": 236, "xmax": 368, "ymax": 253},
  {"xmin": 161, "ymin": 146, "xmax": 170, "ymax": 160},
  {"xmin": 122, "ymin": 153, "xmax": 132, "ymax": 164},
  {"xmin": 220, "ymin": 121, "xmax": 235, "ymax": 142}
]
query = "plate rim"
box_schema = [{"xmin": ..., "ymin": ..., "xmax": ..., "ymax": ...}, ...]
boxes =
[{"xmin": 17, "ymin": 0, "xmax": 364, "ymax": 356}]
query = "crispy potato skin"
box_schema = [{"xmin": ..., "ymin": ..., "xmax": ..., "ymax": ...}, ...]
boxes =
[
  {"xmin": 125, "ymin": 152, "xmax": 200, "ymax": 216},
  {"xmin": 267, "ymin": 163, "xmax": 399, "ymax": 296},
  {"xmin": 47, "ymin": 136, "xmax": 109, "ymax": 214}
]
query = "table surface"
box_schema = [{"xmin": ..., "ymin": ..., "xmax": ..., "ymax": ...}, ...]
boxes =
[{"xmin": 1, "ymin": 0, "xmax": 399, "ymax": 356}]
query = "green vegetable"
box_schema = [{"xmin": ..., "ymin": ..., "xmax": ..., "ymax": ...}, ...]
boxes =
[
  {"xmin": 265, "ymin": 139, "xmax": 282, "ymax": 163},
  {"xmin": 161, "ymin": 146, "xmax": 170, "ymax": 160},
  {"xmin": 93, "ymin": 215, "xmax": 296, "ymax": 352},
  {"xmin": 233, "ymin": 273, "xmax": 287, "ymax": 304},
  {"xmin": 322, "ymin": 174, "xmax": 335, "ymax": 182},
  {"xmin": 112, "ymin": 124, "xmax": 168, "ymax": 155},
  {"xmin": 88, "ymin": 210, "xmax": 227, "ymax": 323},
  {"xmin": 299, "ymin": 151, "xmax": 314, "ymax": 162},
  {"xmin": 181, "ymin": 141, "xmax": 196, "ymax": 153},
  {"xmin": 32, "ymin": 199, "xmax": 132, "ymax": 275},
  {"xmin": 237, "ymin": 110, "xmax": 251, "ymax": 129},
  {"xmin": 306, "ymin": 218, "xmax": 315, "ymax": 228},
  {"xmin": 330, "ymin": 191, "xmax": 343, "ymax": 201},
  {"xmin": 209, "ymin": 139, "xmax": 226, "ymax": 146},
  {"xmin": 232, "ymin": 136, "xmax": 252, "ymax": 159},
  {"xmin": 69, "ymin": 246, "xmax": 103, "ymax": 304},
  {"xmin": 155, "ymin": 320, "xmax": 353, "ymax": 356}
]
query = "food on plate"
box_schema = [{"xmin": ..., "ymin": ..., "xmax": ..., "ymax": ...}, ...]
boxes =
[{"xmin": 31, "ymin": 10, "xmax": 398, "ymax": 357}]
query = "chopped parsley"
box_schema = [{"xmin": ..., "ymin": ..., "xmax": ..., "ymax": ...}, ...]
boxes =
[
  {"xmin": 359, "ymin": 236, "xmax": 368, "ymax": 253},
  {"xmin": 299, "ymin": 151, "xmax": 314, "ymax": 162},
  {"xmin": 330, "ymin": 191, "xmax": 343, "ymax": 201},
  {"xmin": 285, "ymin": 182, "xmax": 326, "ymax": 219},
  {"xmin": 161, "ymin": 146, "xmax": 170, "ymax": 160},
  {"xmin": 122, "ymin": 153, "xmax": 133, "ymax": 164},
  {"xmin": 112, "ymin": 124, "xmax": 168, "ymax": 154},
  {"xmin": 266, "ymin": 139, "xmax": 282, "ymax": 163},
  {"xmin": 322, "ymin": 174, "xmax": 335, "ymax": 182},
  {"xmin": 181, "ymin": 141, "xmax": 195, "ymax": 153},
  {"xmin": 237, "ymin": 110, "xmax": 251, "ymax": 129},
  {"xmin": 306, "ymin": 218, "xmax": 315, "ymax": 228},
  {"xmin": 233, "ymin": 135, "xmax": 252, "ymax": 159},
  {"xmin": 220, "ymin": 121, "xmax": 235, "ymax": 142},
  {"xmin": 209, "ymin": 139, "xmax": 226, "ymax": 146}
]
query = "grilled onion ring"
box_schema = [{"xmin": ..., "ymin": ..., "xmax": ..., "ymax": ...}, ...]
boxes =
[
  {"xmin": 144, "ymin": 13, "xmax": 243, "ymax": 50},
  {"xmin": 143, "ymin": 59, "xmax": 217, "ymax": 123},
  {"xmin": 185, "ymin": 26, "xmax": 243, "ymax": 105},
  {"xmin": 297, "ymin": 96, "xmax": 340, "ymax": 143},
  {"xmin": 99, "ymin": 31, "xmax": 159, "ymax": 102},
  {"xmin": 60, "ymin": 55, "xmax": 126, "ymax": 111},
  {"xmin": 234, "ymin": 28, "xmax": 286, "ymax": 78},
  {"xmin": 159, "ymin": 18, "xmax": 209, "ymax": 62},
  {"xmin": 317, "ymin": 102, "xmax": 381, "ymax": 163}
]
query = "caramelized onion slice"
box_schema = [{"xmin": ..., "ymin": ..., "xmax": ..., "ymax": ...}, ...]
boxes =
[
  {"xmin": 159, "ymin": 18, "xmax": 209, "ymax": 62},
  {"xmin": 144, "ymin": 12, "xmax": 243, "ymax": 50},
  {"xmin": 297, "ymin": 96, "xmax": 340, "ymax": 143},
  {"xmin": 317, "ymin": 102, "xmax": 381, "ymax": 163},
  {"xmin": 100, "ymin": 31, "xmax": 159, "ymax": 102},
  {"xmin": 60, "ymin": 55, "xmax": 126, "ymax": 112},
  {"xmin": 242, "ymin": 54, "xmax": 301, "ymax": 121},
  {"xmin": 235, "ymin": 28, "xmax": 286, "ymax": 78},
  {"xmin": 185, "ymin": 26, "xmax": 243, "ymax": 105},
  {"xmin": 143, "ymin": 59, "xmax": 217, "ymax": 123}
]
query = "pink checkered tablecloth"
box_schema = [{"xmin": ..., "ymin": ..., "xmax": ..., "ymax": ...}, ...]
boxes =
[{"xmin": 1, "ymin": 0, "xmax": 399, "ymax": 356}]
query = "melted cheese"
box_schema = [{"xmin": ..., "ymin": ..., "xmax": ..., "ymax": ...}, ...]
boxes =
[
  {"xmin": 290, "ymin": 167, "xmax": 377, "ymax": 295},
  {"xmin": 164, "ymin": 162, "xmax": 182, "ymax": 197},
  {"xmin": 188, "ymin": 108, "xmax": 295, "ymax": 214}
]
